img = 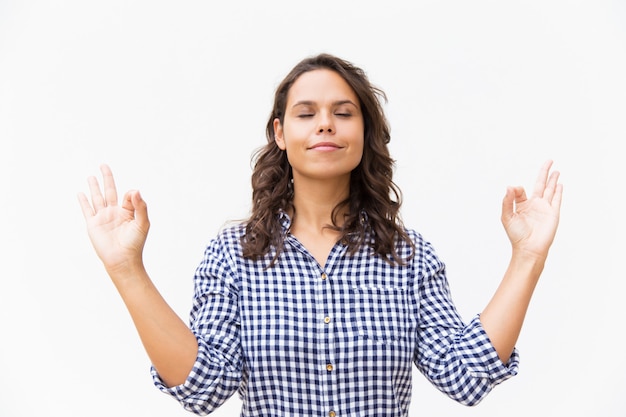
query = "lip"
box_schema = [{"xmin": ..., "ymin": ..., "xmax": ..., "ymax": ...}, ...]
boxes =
[{"xmin": 308, "ymin": 142, "xmax": 343, "ymax": 151}]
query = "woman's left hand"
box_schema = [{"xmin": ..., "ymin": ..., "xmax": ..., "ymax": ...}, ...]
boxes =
[{"xmin": 501, "ymin": 160, "xmax": 563, "ymax": 260}]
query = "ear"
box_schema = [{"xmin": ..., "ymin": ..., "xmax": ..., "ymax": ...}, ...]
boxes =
[{"xmin": 274, "ymin": 118, "xmax": 286, "ymax": 150}]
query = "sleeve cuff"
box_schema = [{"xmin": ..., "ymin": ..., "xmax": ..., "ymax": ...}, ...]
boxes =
[
  {"xmin": 149, "ymin": 342, "xmax": 230, "ymax": 404},
  {"xmin": 460, "ymin": 315, "xmax": 520, "ymax": 386}
]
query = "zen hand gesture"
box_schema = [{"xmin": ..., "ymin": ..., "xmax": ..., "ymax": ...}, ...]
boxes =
[
  {"xmin": 501, "ymin": 160, "xmax": 563, "ymax": 260},
  {"xmin": 78, "ymin": 165, "xmax": 150, "ymax": 276}
]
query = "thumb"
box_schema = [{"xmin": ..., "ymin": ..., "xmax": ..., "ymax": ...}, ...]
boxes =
[{"xmin": 501, "ymin": 186, "xmax": 515, "ymax": 225}]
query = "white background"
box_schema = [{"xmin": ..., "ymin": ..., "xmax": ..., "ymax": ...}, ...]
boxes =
[{"xmin": 1, "ymin": 1, "xmax": 625, "ymax": 416}]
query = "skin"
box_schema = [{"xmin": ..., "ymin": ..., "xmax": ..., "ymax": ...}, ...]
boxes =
[
  {"xmin": 78, "ymin": 168, "xmax": 197, "ymax": 387},
  {"xmin": 481, "ymin": 160, "xmax": 562, "ymax": 362},
  {"xmin": 78, "ymin": 69, "xmax": 562, "ymax": 387},
  {"xmin": 273, "ymin": 69, "xmax": 365, "ymax": 266}
]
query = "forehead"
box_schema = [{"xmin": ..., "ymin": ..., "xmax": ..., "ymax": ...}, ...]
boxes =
[{"xmin": 287, "ymin": 69, "xmax": 358, "ymax": 105}]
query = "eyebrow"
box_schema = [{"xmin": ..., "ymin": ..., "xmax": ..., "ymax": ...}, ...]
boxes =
[{"xmin": 291, "ymin": 99, "xmax": 359, "ymax": 109}]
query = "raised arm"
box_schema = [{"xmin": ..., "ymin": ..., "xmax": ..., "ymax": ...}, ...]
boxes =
[
  {"xmin": 78, "ymin": 164, "xmax": 198, "ymax": 386},
  {"xmin": 480, "ymin": 160, "xmax": 563, "ymax": 363}
]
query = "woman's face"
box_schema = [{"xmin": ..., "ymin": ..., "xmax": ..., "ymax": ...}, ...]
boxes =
[{"xmin": 274, "ymin": 69, "xmax": 364, "ymax": 184}]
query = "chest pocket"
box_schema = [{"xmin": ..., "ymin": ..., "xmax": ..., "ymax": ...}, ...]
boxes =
[{"xmin": 351, "ymin": 286, "xmax": 408, "ymax": 344}]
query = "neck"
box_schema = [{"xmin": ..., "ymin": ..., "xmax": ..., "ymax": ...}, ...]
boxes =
[{"xmin": 291, "ymin": 174, "xmax": 350, "ymax": 232}]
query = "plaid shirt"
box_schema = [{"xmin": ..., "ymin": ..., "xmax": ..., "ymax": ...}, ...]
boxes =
[{"xmin": 152, "ymin": 213, "xmax": 519, "ymax": 416}]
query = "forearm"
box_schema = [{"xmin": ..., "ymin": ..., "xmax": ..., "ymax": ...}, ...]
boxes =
[
  {"xmin": 109, "ymin": 264, "xmax": 198, "ymax": 387},
  {"xmin": 480, "ymin": 251, "xmax": 546, "ymax": 363}
]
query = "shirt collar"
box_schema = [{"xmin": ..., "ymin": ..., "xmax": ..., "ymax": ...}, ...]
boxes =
[
  {"xmin": 277, "ymin": 209, "xmax": 292, "ymax": 233},
  {"xmin": 277, "ymin": 209, "xmax": 369, "ymax": 235}
]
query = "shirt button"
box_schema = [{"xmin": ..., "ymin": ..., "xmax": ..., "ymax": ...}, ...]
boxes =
[
  {"xmin": 326, "ymin": 364, "xmax": 333, "ymax": 372},
  {"xmin": 324, "ymin": 316, "xmax": 331, "ymax": 324},
  {"xmin": 329, "ymin": 411, "xmax": 336, "ymax": 417},
  {"xmin": 321, "ymin": 273, "xmax": 328, "ymax": 280}
]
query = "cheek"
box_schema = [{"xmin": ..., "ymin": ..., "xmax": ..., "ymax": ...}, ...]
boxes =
[
  {"xmin": 350, "ymin": 139, "xmax": 365, "ymax": 169},
  {"xmin": 280, "ymin": 124, "xmax": 306, "ymax": 149},
  {"xmin": 355, "ymin": 135, "xmax": 365, "ymax": 158}
]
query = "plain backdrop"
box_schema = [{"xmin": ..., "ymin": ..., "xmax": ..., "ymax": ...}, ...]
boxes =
[{"xmin": 1, "ymin": 1, "xmax": 625, "ymax": 416}]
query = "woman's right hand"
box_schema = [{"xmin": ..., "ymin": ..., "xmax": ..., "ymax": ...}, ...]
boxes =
[
  {"xmin": 78, "ymin": 165, "xmax": 198, "ymax": 386},
  {"xmin": 78, "ymin": 164, "xmax": 150, "ymax": 277}
]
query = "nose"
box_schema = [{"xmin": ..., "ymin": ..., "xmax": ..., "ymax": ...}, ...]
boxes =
[{"xmin": 318, "ymin": 112, "xmax": 334, "ymax": 133}]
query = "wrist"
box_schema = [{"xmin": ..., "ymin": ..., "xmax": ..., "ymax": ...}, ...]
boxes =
[
  {"xmin": 509, "ymin": 249, "xmax": 546, "ymax": 276},
  {"xmin": 105, "ymin": 257, "xmax": 148, "ymax": 286}
]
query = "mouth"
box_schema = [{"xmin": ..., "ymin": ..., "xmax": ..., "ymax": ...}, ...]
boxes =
[{"xmin": 309, "ymin": 142, "xmax": 343, "ymax": 151}]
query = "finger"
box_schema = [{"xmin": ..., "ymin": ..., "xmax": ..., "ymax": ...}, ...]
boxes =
[
  {"xmin": 513, "ymin": 186, "xmax": 527, "ymax": 207},
  {"xmin": 87, "ymin": 175, "xmax": 106, "ymax": 211},
  {"xmin": 531, "ymin": 160, "xmax": 553, "ymax": 199},
  {"xmin": 121, "ymin": 190, "xmax": 150, "ymax": 231},
  {"xmin": 552, "ymin": 183, "xmax": 564, "ymax": 211},
  {"xmin": 542, "ymin": 170, "xmax": 560, "ymax": 202},
  {"xmin": 132, "ymin": 191, "xmax": 150, "ymax": 231},
  {"xmin": 77, "ymin": 192, "xmax": 94, "ymax": 219},
  {"xmin": 100, "ymin": 164, "xmax": 118, "ymax": 207},
  {"xmin": 501, "ymin": 186, "xmax": 526, "ymax": 221}
]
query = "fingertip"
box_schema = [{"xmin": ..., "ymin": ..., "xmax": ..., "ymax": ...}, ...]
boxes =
[
  {"xmin": 100, "ymin": 163, "xmax": 113, "ymax": 175},
  {"xmin": 131, "ymin": 189, "xmax": 142, "ymax": 201},
  {"xmin": 502, "ymin": 186, "xmax": 514, "ymax": 204},
  {"xmin": 77, "ymin": 192, "xmax": 93, "ymax": 217},
  {"xmin": 130, "ymin": 189, "xmax": 147, "ymax": 207},
  {"xmin": 549, "ymin": 169, "xmax": 561, "ymax": 184},
  {"xmin": 540, "ymin": 160, "xmax": 554, "ymax": 173}
]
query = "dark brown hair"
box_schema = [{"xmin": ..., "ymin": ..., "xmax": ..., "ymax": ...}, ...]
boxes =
[{"xmin": 242, "ymin": 53, "xmax": 414, "ymax": 266}]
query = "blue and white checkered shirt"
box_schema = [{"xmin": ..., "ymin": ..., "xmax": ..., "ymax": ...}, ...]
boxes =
[{"xmin": 152, "ymin": 213, "xmax": 519, "ymax": 416}]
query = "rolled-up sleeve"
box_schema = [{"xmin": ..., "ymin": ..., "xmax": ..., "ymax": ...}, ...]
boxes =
[
  {"xmin": 151, "ymin": 237, "xmax": 243, "ymax": 416},
  {"xmin": 413, "ymin": 241, "xmax": 519, "ymax": 406}
]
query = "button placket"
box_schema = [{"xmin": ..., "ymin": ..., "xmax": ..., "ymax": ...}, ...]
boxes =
[{"xmin": 319, "ymin": 267, "xmax": 338, "ymax": 417}]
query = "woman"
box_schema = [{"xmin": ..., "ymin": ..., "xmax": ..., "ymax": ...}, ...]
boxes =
[{"xmin": 78, "ymin": 53, "xmax": 563, "ymax": 416}]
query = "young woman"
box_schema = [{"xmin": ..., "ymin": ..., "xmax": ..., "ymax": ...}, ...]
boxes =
[{"xmin": 78, "ymin": 53, "xmax": 563, "ymax": 416}]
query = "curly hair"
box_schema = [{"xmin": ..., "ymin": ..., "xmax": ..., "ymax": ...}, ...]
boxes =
[{"xmin": 242, "ymin": 53, "xmax": 414, "ymax": 266}]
